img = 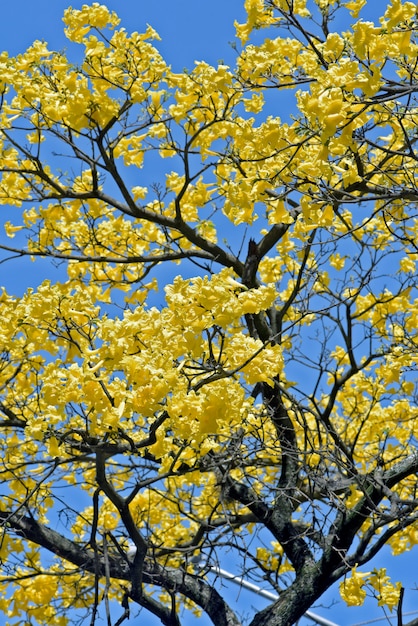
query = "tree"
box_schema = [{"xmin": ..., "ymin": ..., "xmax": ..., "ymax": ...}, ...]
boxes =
[{"xmin": 0, "ymin": 1, "xmax": 417, "ymax": 624}]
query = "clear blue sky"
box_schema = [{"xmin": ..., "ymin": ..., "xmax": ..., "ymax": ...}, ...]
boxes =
[{"xmin": 0, "ymin": 2, "xmax": 417, "ymax": 626}]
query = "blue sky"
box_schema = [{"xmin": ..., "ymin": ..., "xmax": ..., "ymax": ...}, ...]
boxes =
[
  {"xmin": 0, "ymin": 0, "xmax": 246, "ymax": 64},
  {"xmin": 0, "ymin": 2, "xmax": 417, "ymax": 626}
]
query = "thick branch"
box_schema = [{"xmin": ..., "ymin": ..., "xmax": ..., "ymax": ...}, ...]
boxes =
[
  {"xmin": 326, "ymin": 451, "xmax": 418, "ymax": 572},
  {"xmin": 0, "ymin": 510, "xmax": 241, "ymax": 626}
]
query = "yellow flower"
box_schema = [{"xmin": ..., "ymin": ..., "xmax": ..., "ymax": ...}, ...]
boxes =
[{"xmin": 340, "ymin": 566, "xmax": 370, "ymax": 607}]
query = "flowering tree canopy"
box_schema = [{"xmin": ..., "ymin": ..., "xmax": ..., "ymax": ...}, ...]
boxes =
[{"xmin": 0, "ymin": 1, "xmax": 417, "ymax": 625}]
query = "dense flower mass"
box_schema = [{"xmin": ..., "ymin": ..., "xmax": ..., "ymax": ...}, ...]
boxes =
[{"xmin": 0, "ymin": 1, "xmax": 417, "ymax": 625}]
